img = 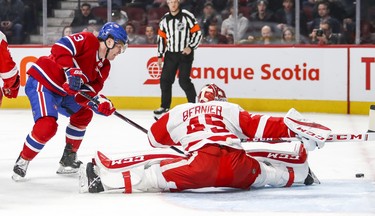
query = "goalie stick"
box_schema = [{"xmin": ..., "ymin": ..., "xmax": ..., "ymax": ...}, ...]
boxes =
[
  {"xmin": 79, "ymin": 92, "xmax": 185, "ymax": 155},
  {"xmin": 227, "ymin": 132, "xmax": 375, "ymax": 144},
  {"xmin": 229, "ymin": 105, "xmax": 375, "ymax": 144}
]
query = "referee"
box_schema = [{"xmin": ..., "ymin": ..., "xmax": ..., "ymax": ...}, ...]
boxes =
[{"xmin": 153, "ymin": 0, "xmax": 202, "ymax": 116}]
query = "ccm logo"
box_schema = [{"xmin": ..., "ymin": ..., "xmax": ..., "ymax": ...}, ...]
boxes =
[
  {"xmin": 295, "ymin": 127, "xmax": 326, "ymax": 141},
  {"xmin": 267, "ymin": 153, "xmax": 300, "ymax": 160},
  {"xmin": 111, "ymin": 156, "xmax": 145, "ymax": 165},
  {"xmin": 326, "ymin": 134, "xmax": 363, "ymax": 141}
]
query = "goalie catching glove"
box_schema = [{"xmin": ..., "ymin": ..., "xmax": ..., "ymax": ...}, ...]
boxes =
[
  {"xmin": 284, "ymin": 108, "xmax": 332, "ymax": 151},
  {"xmin": 63, "ymin": 68, "xmax": 86, "ymax": 95},
  {"xmin": 87, "ymin": 94, "xmax": 115, "ymax": 116}
]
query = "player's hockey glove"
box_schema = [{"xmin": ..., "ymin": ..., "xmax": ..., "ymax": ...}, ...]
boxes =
[
  {"xmin": 2, "ymin": 74, "xmax": 20, "ymax": 99},
  {"xmin": 63, "ymin": 68, "xmax": 84, "ymax": 95},
  {"xmin": 88, "ymin": 94, "xmax": 116, "ymax": 116}
]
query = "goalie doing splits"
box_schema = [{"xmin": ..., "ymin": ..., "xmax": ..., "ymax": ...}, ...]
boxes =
[{"xmin": 80, "ymin": 83, "xmax": 331, "ymax": 193}]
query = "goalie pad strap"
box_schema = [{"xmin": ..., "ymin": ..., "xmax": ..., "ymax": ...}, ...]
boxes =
[
  {"xmin": 285, "ymin": 167, "xmax": 294, "ymax": 187},
  {"xmin": 122, "ymin": 171, "xmax": 132, "ymax": 193}
]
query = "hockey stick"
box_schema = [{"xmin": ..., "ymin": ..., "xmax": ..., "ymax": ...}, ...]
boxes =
[
  {"xmin": 231, "ymin": 105, "xmax": 375, "ymax": 144},
  {"xmin": 227, "ymin": 132, "xmax": 375, "ymax": 144},
  {"xmin": 79, "ymin": 92, "xmax": 185, "ymax": 155}
]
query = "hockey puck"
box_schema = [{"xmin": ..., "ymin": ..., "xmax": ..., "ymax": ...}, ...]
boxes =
[{"xmin": 355, "ymin": 173, "xmax": 364, "ymax": 178}]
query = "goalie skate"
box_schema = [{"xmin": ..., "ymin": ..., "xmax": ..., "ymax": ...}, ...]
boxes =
[
  {"xmin": 78, "ymin": 164, "xmax": 88, "ymax": 193},
  {"xmin": 304, "ymin": 167, "xmax": 320, "ymax": 185},
  {"xmin": 79, "ymin": 162, "xmax": 105, "ymax": 193}
]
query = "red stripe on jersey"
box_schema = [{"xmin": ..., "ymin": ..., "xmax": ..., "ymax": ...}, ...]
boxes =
[{"xmin": 37, "ymin": 83, "xmax": 47, "ymax": 116}]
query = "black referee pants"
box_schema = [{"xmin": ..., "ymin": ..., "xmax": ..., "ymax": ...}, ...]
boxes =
[{"xmin": 159, "ymin": 51, "xmax": 197, "ymax": 109}]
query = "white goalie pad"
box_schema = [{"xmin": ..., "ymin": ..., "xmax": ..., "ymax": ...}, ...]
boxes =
[
  {"xmin": 284, "ymin": 108, "xmax": 332, "ymax": 150},
  {"xmin": 94, "ymin": 150, "xmax": 183, "ymax": 173},
  {"xmin": 245, "ymin": 141, "xmax": 308, "ymax": 166}
]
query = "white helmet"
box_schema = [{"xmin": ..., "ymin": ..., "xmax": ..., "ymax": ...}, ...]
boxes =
[{"xmin": 198, "ymin": 84, "xmax": 227, "ymax": 103}]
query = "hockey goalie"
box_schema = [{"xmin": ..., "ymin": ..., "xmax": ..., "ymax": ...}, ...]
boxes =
[{"xmin": 79, "ymin": 83, "xmax": 331, "ymax": 193}]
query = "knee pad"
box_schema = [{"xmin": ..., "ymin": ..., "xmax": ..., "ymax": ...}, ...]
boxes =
[
  {"xmin": 32, "ymin": 116, "xmax": 58, "ymax": 143},
  {"xmin": 70, "ymin": 106, "xmax": 93, "ymax": 127}
]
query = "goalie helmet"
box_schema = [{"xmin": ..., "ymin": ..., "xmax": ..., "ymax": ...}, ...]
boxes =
[
  {"xmin": 198, "ymin": 84, "xmax": 227, "ymax": 103},
  {"xmin": 97, "ymin": 22, "xmax": 128, "ymax": 45}
]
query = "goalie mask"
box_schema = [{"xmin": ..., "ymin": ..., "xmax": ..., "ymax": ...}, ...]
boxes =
[{"xmin": 198, "ymin": 84, "xmax": 227, "ymax": 103}]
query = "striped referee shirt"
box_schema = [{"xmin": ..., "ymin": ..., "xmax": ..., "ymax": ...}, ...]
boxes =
[{"xmin": 157, "ymin": 9, "xmax": 202, "ymax": 58}]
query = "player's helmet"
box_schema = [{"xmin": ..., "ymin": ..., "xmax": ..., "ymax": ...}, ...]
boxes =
[
  {"xmin": 97, "ymin": 22, "xmax": 128, "ymax": 45},
  {"xmin": 198, "ymin": 84, "xmax": 227, "ymax": 103}
]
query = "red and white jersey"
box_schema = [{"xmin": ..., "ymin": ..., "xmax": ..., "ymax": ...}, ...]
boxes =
[
  {"xmin": 0, "ymin": 31, "xmax": 18, "ymax": 83},
  {"xmin": 27, "ymin": 32, "xmax": 110, "ymax": 97},
  {"xmin": 148, "ymin": 101, "xmax": 294, "ymax": 153}
]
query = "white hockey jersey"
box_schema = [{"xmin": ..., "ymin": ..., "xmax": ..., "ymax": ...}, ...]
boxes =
[{"xmin": 148, "ymin": 101, "xmax": 294, "ymax": 153}]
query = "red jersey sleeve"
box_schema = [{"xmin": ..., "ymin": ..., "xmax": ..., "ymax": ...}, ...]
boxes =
[{"xmin": 239, "ymin": 111, "xmax": 295, "ymax": 138}]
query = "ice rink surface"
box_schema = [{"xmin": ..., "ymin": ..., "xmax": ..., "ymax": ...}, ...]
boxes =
[{"xmin": 0, "ymin": 109, "xmax": 374, "ymax": 216}]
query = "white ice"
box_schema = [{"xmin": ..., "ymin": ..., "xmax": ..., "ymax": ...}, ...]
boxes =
[{"xmin": 0, "ymin": 109, "xmax": 374, "ymax": 216}]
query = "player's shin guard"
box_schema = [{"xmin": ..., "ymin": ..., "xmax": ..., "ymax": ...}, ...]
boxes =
[{"xmin": 13, "ymin": 117, "xmax": 57, "ymax": 180}]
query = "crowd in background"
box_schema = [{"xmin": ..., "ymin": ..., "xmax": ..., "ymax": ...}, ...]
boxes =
[{"xmin": 0, "ymin": 0, "xmax": 374, "ymax": 45}]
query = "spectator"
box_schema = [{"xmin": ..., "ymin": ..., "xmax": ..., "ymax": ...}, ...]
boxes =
[
  {"xmin": 141, "ymin": 25, "xmax": 157, "ymax": 44},
  {"xmin": 0, "ymin": 0, "xmax": 25, "ymax": 44},
  {"xmin": 202, "ymin": 23, "xmax": 228, "ymax": 44},
  {"xmin": 125, "ymin": 22, "xmax": 144, "ymax": 44},
  {"xmin": 197, "ymin": 1, "xmax": 222, "ymax": 37},
  {"xmin": 83, "ymin": 23, "xmax": 100, "ymax": 37},
  {"xmin": 274, "ymin": 0, "xmax": 308, "ymax": 37},
  {"xmin": 71, "ymin": 3, "xmax": 104, "ymax": 33},
  {"xmin": 247, "ymin": 25, "xmax": 280, "ymax": 45},
  {"xmin": 308, "ymin": 0, "xmax": 341, "ymax": 35},
  {"xmin": 226, "ymin": 33, "xmax": 234, "ymax": 44},
  {"xmin": 221, "ymin": 2, "xmax": 249, "ymax": 43},
  {"xmin": 310, "ymin": 19, "xmax": 345, "ymax": 45},
  {"xmin": 248, "ymin": 0, "xmax": 276, "ymax": 40},
  {"xmin": 281, "ymin": 27, "xmax": 295, "ymax": 44},
  {"xmin": 342, "ymin": 17, "xmax": 355, "ymax": 44},
  {"xmin": 111, "ymin": 6, "xmax": 128, "ymax": 27},
  {"xmin": 62, "ymin": 26, "xmax": 72, "ymax": 37},
  {"xmin": 249, "ymin": 0, "xmax": 275, "ymax": 22},
  {"xmin": 360, "ymin": 21, "xmax": 375, "ymax": 44}
]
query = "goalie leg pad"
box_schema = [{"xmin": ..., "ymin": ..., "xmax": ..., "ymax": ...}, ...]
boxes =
[
  {"xmin": 99, "ymin": 163, "xmax": 168, "ymax": 193},
  {"xmin": 252, "ymin": 159, "xmax": 309, "ymax": 188},
  {"xmin": 252, "ymin": 162, "xmax": 292, "ymax": 188}
]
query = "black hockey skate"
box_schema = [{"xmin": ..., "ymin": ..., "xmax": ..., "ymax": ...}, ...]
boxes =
[
  {"xmin": 85, "ymin": 162, "xmax": 104, "ymax": 193},
  {"xmin": 12, "ymin": 155, "xmax": 30, "ymax": 181},
  {"xmin": 304, "ymin": 167, "xmax": 321, "ymax": 185},
  {"xmin": 56, "ymin": 144, "xmax": 82, "ymax": 174}
]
